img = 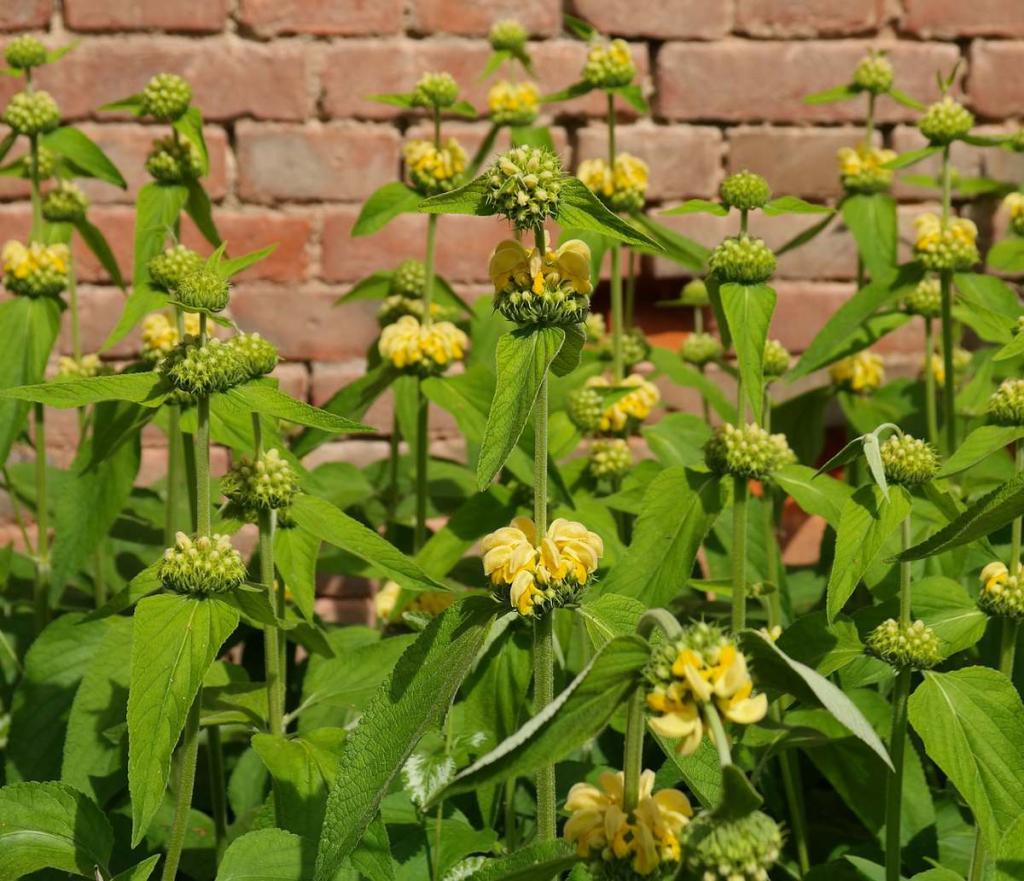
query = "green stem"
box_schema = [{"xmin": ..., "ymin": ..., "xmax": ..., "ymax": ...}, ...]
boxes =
[
  {"xmin": 33, "ymin": 403, "xmax": 49, "ymax": 633},
  {"xmin": 610, "ymin": 246, "xmax": 624, "ymax": 383},
  {"xmin": 414, "ymin": 385, "xmax": 429, "ymax": 553},
  {"xmin": 423, "ymin": 214, "xmax": 438, "ymax": 327},
  {"xmin": 207, "ymin": 724, "xmax": 228, "ymax": 854},
  {"xmin": 736, "ymin": 371, "xmax": 745, "ymax": 423},
  {"xmin": 941, "ymin": 145, "xmax": 952, "ymax": 221},
  {"xmin": 195, "ymin": 315, "xmax": 211, "ymax": 536},
  {"xmin": 885, "ymin": 668, "xmax": 911, "ymax": 881},
  {"xmin": 621, "ymin": 688, "xmax": 645, "ymax": 814},
  {"xmin": 386, "ymin": 414, "xmax": 400, "ymax": 541},
  {"xmin": 161, "ymin": 689, "xmax": 202, "ymax": 881},
  {"xmin": 865, "ymin": 93, "xmax": 876, "ymax": 147},
  {"xmin": 29, "ymin": 134, "xmax": 42, "ymax": 243},
  {"xmin": 433, "ymin": 106, "xmax": 441, "ymax": 149},
  {"xmin": 940, "ymin": 270, "xmax": 956, "ymax": 455},
  {"xmin": 3, "ymin": 466, "xmax": 35, "ymax": 555},
  {"xmin": 899, "ymin": 517, "xmax": 912, "ymax": 627},
  {"xmin": 165, "ymin": 405, "xmax": 182, "ymax": 546},
  {"xmin": 625, "ymin": 248, "xmax": 636, "ymax": 331},
  {"xmin": 731, "ymin": 476, "xmax": 748, "ymax": 632},
  {"xmin": 1011, "ymin": 440, "xmax": 1023, "ymax": 577},
  {"xmin": 533, "ymin": 612, "xmax": 555, "ymax": 840},
  {"xmin": 607, "ymin": 94, "xmax": 616, "ymax": 165},
  {"xmin": 694, "ymin": 304, "xmax": 703, "ymax": 335},
  {"xmin": 739, "ymin": 208, "xmax": 748, "ymax": 236},
  {"xmin": 924, "ymin": 318, "xmax": 939, "ymax": 448},
  {"xmin": 702, "ymin": 702, "xmax": 732, "ymax": 767},
  {"xmin": 777, "ymin": 732, "xmax": 810, "ymax": 875},
  {"xmin": 261, "ymin": 507, "xmax": 283, "ymax": 736}
]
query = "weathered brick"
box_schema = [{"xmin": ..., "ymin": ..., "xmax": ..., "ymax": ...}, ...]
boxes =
[
  {"xmin": 410, "ymin": 0, "xmax": 559, "ymax": 36},
  {"xmin": 270, "ymin": 361, "xmax": 309, "ymax": 401},
  {"xmin": 181, "ymin": 210, "xmax": 314, "ymax": 282},
  {"xmin": 575, "ymin": 123, "xmax": 723, "ymax": 200},
  {"xmin": 969, "ymin": 41, "xmax": 1024, "ymax": 119},
  {"xmin": 238, "ymin": 0, "xmax": 402, "ymax": 36},
  {"xmin": 70, "ymin": 205, "xmax": 133, "ymax": 285},
  {"xmin": 236, "ymin": 122, "xmax": 399, "ymax": 203},
  {"xmin": 64, "ymin": 0, "xmax": 228, "ymax": 33},
  {"xmin": 889, "ymin": 126, "xmax": 982, "ymax": 201},
  {"xmin": 656, "ymin": 40, "xmax": 959, "ymax": 124},
  {"xmin": 63, "ymin": 283, "xmax": 138, "ymax": 358},
  {"xmin": 736, "ymin": 0, "xmax": 885, "ymax": 37},
  {"xmin": 978, "ymin": 126, "xmax": 1024, "ymax": 184},
  {"xmin": 0, "ymin": 1, "xmax": 50, "ymax": 31},
  {"xmin": 568, "ymin": 0, "xmax": 729, "ymax": 39},
  {"xmin": 902, "ymin": 0, "xmax": 1024, "ymax": 38}
]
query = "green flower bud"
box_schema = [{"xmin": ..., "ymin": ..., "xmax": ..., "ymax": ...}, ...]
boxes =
[
  {"xmin": 880, "ymin": 434, "xmax": 939, "ymax": 485},
  {"xmin": 160, "ymin": 531, "xmax": 247, "ymax": 595},
  {"xmin": 852, "ymin": 52, "xmax": 894, "ymax": 95},
  {"xmin": 567, "ymin": 386, "xmax": 604, "ymax": 434},
  {"xmin": 41, "ymin": 181, "xmax": 88, "ymax": 223},
  {"xmin": 988, "ymin": 379, "xmax": 1024, "ymax": 426},
  {"xmin": 139, "ymin": 73, "xmax": 192, "ymax": 121},
  {"xmin": 770, "ymin": 432, "xmax": 797, "ymax": 469},
  {"xmin": 918, "ymin": 96, "xmax": 974, "ymax": 146},
  {"xmin": 680, "ymin": 332, "xmax": 722, "ymax": 367},
  {"xmin": 684, "ymin": 811, "xmax": 783, "ymax": 881},
  {"xmin": 719, "ymin": 170, "xmax": 771, "ymax": 212},
  {"xmin": 56, "ymin": 353, "xmax": 105, "ymax": 380},
  {"xmin": 1, "ymin": 240, "xmax": 69, "ymax": 298},
  {"xmin": 176, "ymin": 267, "xmax": 231, "ymax": 313},
  {"xmin": 763, "ymin": 338, "xmax": 790, "ymax": 380},
  {"xmin": 390, "ymin": 258, "xmax": 426, "ymax": 297},
  {"xmin": 913, "ymin": 213, "xmax": 979, "ymax": 272},
  {"xmin": 588, "ymin": 437, "xmax": 632, "ymax": 479},
  {"xmin": 496, "ymin": 283, "xmax": 590, "ymax": 327},
  {"xmin": 709, "ymin": 235, "xmax": 776, "ymax": 285},
  {"xmin": 582, "ymin": 38, "xmax": 636, "ymax": 89},
  {"xmin": 489, "ymin": 18, "xmax": 528, "ymax": 53},
  {"xmin": 377, "ymin": 295, "xmax": 447, "ymax": 326},
  {"xmin": 3, "ymin": 90, "xmax": 60, "ymax": 136},
  {"xmin": 680, "ymin": 277, "xmax": 709, "ymax": 306},
  {"xmin": 145, "ymin": 135, "xmax": 203, "ymax": 183},
  {"xmin": 32, "ymin": 146, "xmax": 58, "ymax": 180},
  {"xmin": 484, "ymin": 146, "xmax": 563, "ymax": 230},
  {"xmin": 148, "ymin": 244, "xmax": 204, "ymax": 293},
  {"xmin": 411, "ymin": 71, "xmax": 458, "ymax": 109},
  {"xmin": 229, "ymin": 331, "xmax": 278, "ymax": 379},
  {"xmin": 903, "ymin": 275, "xmax": 942, "ymax": 318},
  {"xmin": 705, "ymin": 423, "xmax": 791, "ymax": 479},
  {"xmin": 223, "ymin": 448, "xmax": 298, "ymax": 511},
  {"xmin": 600, "ymin": 328, "xmax": 649, "ymax": 369},
  {"xmin": 584, "ymin": 311, "xmax": 606, "ymax": 342},
  {"xmin": 160, "ymin": 335, "xmax": 247, "ymax": 396},
  {"xmin": 5, "ymin": 36, "xmax": 47, "ymax": 71},
  {"xmin": 978, "ymin": 562, "xmax": 1024, "ymax": 619},
  {"xmin": 867, "ymin": 618, "xmax": 941, "ymax": 669}
]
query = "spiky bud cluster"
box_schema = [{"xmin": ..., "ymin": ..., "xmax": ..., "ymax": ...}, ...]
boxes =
[
  {"xmin": 763, "ymin": 339, "xmax": 791, "ymax": 380},
  {"xmin": 600, "ymin": 328, "xmax": 649, "ymax": 368},
  {"xmin": 709, "ymin": 235, "xmax": 776, "ymax": 285},
  {"xmin": 880, "ymin": 434, "xmax": 939, "ymax": 485},
  {"xmin": 680, "ymin": 332, "xmax": 722, "ymax": 367},
  {"xmin": 145, "ymin": 135, "xmax": 203, "ymax": 183},
  {"xmin": 903, "ymin": 276, "xmax": 941, "ymax": 317},
  {"xmin": 680, "ymin": 278, "xmax": 709, "ymax": 307},
  {"xmin": 497, "ymin": 282, "xmax": 589, "ymax": 326},
  {"xmin": 719, "ymin": 171, "xmax": 771, "ymax": 212},
  {"xmin": 411, "ymin": 71, "xmax": 459, "ymax": 109},
  {"xmin": 867, "ymin": 618, "xmax": 941, "ymax": 669},
  {"xmin": 160, "ymin": 335, "xmax": 247, "ymax": 396},
  {"xmin": 582, "ymin": 38, "xmax": 635, "ymax": 88},
  {"xmin": 484, "ymin": 146, "xmax": 563, "ymax": 229},
  {"xmin": 567, "ymin": 386, "xmax": 604, "ymax": 433},
  {"xmin": 5, "ymin": 36, "xmax": 47, "ymax": 71},
  {"xmin": 584, "ymin": 311, "xmax": 606, "ymax": 342},
  {"xmin": 490, "ymin": 19, "xmax": 528, "ymax": 53},
  {"xmin": 488, "ymin": 80, "xmax": 540, "ymax": 127},
  {"xmin": 148, "ymin": 245, "xmax": 204, "ymax": 292},
  {"xmin": 41, "ymin": 181, "xmax": 88, "ymax": 223},
  {"xmin": 176, "ymin": 267, "xmax": 230, "ymax": 313},
  {"xmin": 222, "ymin": 448, "xmax": 298, "ymax": 512},
  {"xmin": 160, "ymin": 531, "xmax": 247, "ymax": 595},
  {"xmin": 32, "ymin": 146, "xmax": 58, "ymax": 180},
  {"xmin": 683, "ymin": 811, "xmax": 783, "ymax": 881},
  {"xmin": 988, "ymin": 379, "xmax": 1024, "ymax": 426},
  {"xmin": 390, "ymin": 258, "xmax": 426, "ymax": 298},
  {"xmin": 56, "ymin": 354, "xmax": 104, "ymax": 380},
  {"xmin": 3, "ymin": 90, "xmax": 60, "ymax": 136},
  {"xmin": 979, "ymin": 562, "xmax": 1024, "ymax": 619},
  {"xmin": 852, "ymin": 52, "xmax": 894, "ymax": 94},
  {"xmin": 139, "ymin": 73, "xmax": 192, "ymax": 121},
  {"xmin": 913, "ymin": 213, "xmax": 979, "ymax": 272},
  {"xmin": 837, "ymin": 144, "xmax": 897, "ymax": 194},
  {"xmin": 705, "ymin": 423, "xmax": 793, "ymax": 479},
  {"xmin": 403, "ymin": 138, "xmax": 467, "ymax": 196},
  {"xmin": 231, "ymin": 332, "xmax": 278, "ymax": 379},
  {"xmin": 1, "ymin": 240, "xmax": 69, "ymax": 298},
  {"xmin": 918, "ymin": 96, "xmax": 974, "ymax": 145},
  {"xmin": 1004, "ymin": 192, "xmax": 1024, "ymax": 237},
  {"xmin": 588, "ymin": 437, "xmax": 632, "ymax": 480}
]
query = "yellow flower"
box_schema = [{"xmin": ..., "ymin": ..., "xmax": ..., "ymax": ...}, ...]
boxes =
[
  {"xmin": 564, "ymin": 770, "xmax": 691, "ymax": 876},
  {"xmin": 2, "ymin": 239, "xmax": 70, "ymax": 297},
  {"xmin": 141, "ymin": 311, "xmax": 202, "ymax": 362},
  {"xmin": 378, "ymin": 315, "xmax": 468, "ymax": 373},
  {"xmin": 836, "ymin": 144, "xmax": 897, "ymax": 193},
  {"xmin": 1005, "ymin": 192, "xmax": 1024, "ymax": 221},
  {"xmin": 578, "ymin": 154, "xmax": 648, "ymax": 212},
  {"xmin": 830, "ymin": 350, "xmax": 884, "ymax": 393},
  {"xmin": 487, "ymin": 80, "xmax": 539, "ymax": 126},
  {"xmin": 374, "ymin": 579, "xmax": 455, "ymax": 621},
  {"xmin": 403, "ymin": 138, "xmax": 467, "ymax": 195},
  {"xmin": 586, "ymin": 373, "xmax": 660, "ymax": 432},
  {"xmin": 374, "ymin": 580, "xmax": 402, "ymax": 620},
  {"xmin": 913, "ymin": 211, "xmax": 979, "ymax": 271},
  {"xmin": 981, "ymin": 561, "xmax": 1011, "ymax": 595},
  {"xmin": 488, "ymin": 236, "xmax": 593, "ymax": 297}
]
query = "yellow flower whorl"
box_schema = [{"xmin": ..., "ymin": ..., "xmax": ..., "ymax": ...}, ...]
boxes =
[
  {"xmin": 1005, "ymin": 192, "xmax": 1024, "ymax": 237},
  {"xmin": 489, "ymin": 236, "xmax": 593, "ymax": 326},
  {"xmin": 378, "ymin": 315, "xmax": 468, "ymax": 375},
  {"xmin": 913, "ymin": 211, "xmax": 979, "ymax": 272},
  {"xmin": 837, "ymin": 144, "xmax": 897, "ymax": 194},
  {"xmin": 403, "ymin": 138, "xmax": 467, "ymax": 196},
  {"xmin": 2, "ymin": 240, "xmax": 70, "ymax": 298},
  {"xmin": 487, "ymin": 80, "xmax": 539, "ymax": 126},
  {"xmin": 830, "ymin": 350, "xmax": 884, "ymax": 393},
  {"xmin": 585, "ymin": 373, "xmax": 660, "ymax": 434},
  {"xmin": 578, "ymin": 153, "xmax": 649, "ymax": 213}
]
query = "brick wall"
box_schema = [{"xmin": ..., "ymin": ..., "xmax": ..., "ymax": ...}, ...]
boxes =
[{"xmin": 2, "ymin": 0, "xmax": 1024, "ymax": 469}]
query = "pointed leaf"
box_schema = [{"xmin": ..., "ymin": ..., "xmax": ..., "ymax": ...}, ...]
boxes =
[
  {"xmin": 841, "ymin": 192, "xmax": 898, "ymax": 280},
  {"xmin": 938, "ymin": 424, "xmax": 1024, "ymax": 477},
  {"xmin": 648, "ymin": 347, "xmax": 734, "ymax": 421},
  {"xmin": 220, "ymin": 244, "xmax": 278, "ymax": 279},
  {"xmin": 2, "ymin": 371, "xmax": 167, "ymax": 409},
  {"xmin": 661, "ymin": 198, "xmax": 729, "ymax": 217},
  {"xmin": 762, "ymin": 196, "xmax": 831, "ymax": 216},
  {"xmin": 418, "ymin": 175, "xmax": 492, "ymax": 217},
  {"xmin": 75, "ymin": 217, "xmax": 124, "ymax": 288},
  {"xmin": 226, "ymin": 382, "xmax": 372, "ymax": 434},
  {"xmin": 550, "ymin": 322, "xmax": 585, "ymax": 377},
  {"xmin": 557, "ymin": 178, "xmax": 658, "ymax": 248},
  {"xmin": 353, "ymin": 181, "xmax": 423, "ymax": 236},
  {"xmin": 184, "ymin": 179, "xmax": 220, "ymax": 246},
  {"xmin": 473, "ymin": 841, "xmax": 580, "ymax": 881},
  {"xmin": 719, "ymin": 282, "xmax": 776, "ymax": 422},
  {"xmin": 804, "ymin": 83, "xmax": 859, "ymax": 104},
  {"xmin": 217, "ymin": 828, "xmax": 310, "ymax": 881},
  {"xmin": 41, "ymin": 125, "xmax": 126, "ymax": 189},
  {"xmin": 173, "ymin": 106, "xmax": 209, "ymax": 175},
  {"xmin": 773, "ymin": 463, "xmax": 853, "ymax": 527},
  {"xmin": 988, "ymin": 237, "xmax": 1024, "ymax": 273},
  {"xmin": 884, "ymin": 145, "xmax": 943, "ymax": 169}
]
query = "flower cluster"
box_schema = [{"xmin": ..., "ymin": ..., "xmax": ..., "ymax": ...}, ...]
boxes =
[
  {"xmin": 159, "ymin": 531, "xmax": 247, "ymax": 596},
  {"xmin": 390, "ymin": 258, "xmax": 426, "ymax": 297},
  {"xmin": 680, "ymin": 332, "xmax": 722, "ymax": 367},
  {"xmin": 56, "ymin": 354, "xmax": 105, "ymax": 380},
  {"xmin": 979, "ymin": 562, "xmax": 1024, "ymax": 619},
  {"xmin": 704, "ymin": 423, "xmax": 794, "ymax": 479},
  {"xmin": 403, "ymin": 138, "xmax": 467, "ymax": 196},
  {"xmin": 680, "ymin": 278, "xmax": 709, "ymax": 306},
  {"xmin": 988, "ymin": 379, "xmax": 1024, "ymax": 426},
  {"xmin": 1005, "ymin": 192, "xmax": 1024, "ymax": 237},
  {"xmin": 2, "ymin": 240, "xmax": 69, "ymax": 297},
  {"xmin": 481, "ymin": 516, "xmax": 603, "ymax": 616},
  {"xmin": 880, "ymin": 434, "xmax": 939, "ymax": 485},
  {"xmin": 582, "ymin": 38, "xmax": 636, "ymax": 89},
  {"xmin": 489, "ymin": 19, "xmax": 528, "ymax": 53},
  {"xmin": 708, "ymin": 235, "xmax": 776, "ymax": 285},
  {"xmin": 222, "ymin": 448, "xmax": 298, "ymax": 513},
  {"xmin": 5, "ymin": 35, "xmax": 47, "ymax": 71},
  {"xmin": 489, "ymin": 237, "xmax": 592, "ymax": 326},
  {"xmin": 231, "ymin": 332, "xmax": 279, "ymax": 378},
  {"xmin": 564, "ymin": 770, "xmax": 692, "ymax": 878},
  {"xmin": 646, "ymin": 622, "xmax": 768, "ymax": 756},
  {"xmin": 374, "ymin": 580, "xmax": 455, "ymax": 622},
  {"xmin": 867, "ymin": 618, "xmax": 941, "ymax": 669},
  {"xmin": 159, "ymin": 335, "xmax": 247, "ymax": 396},
  {"xmin": 837, "ymin": 144, "xmax": 897, "ymax": 194},
  {"xmin": 763, "ymin": 338, "xmax": 790, "ymax": 380},
  {"xmin": 585, "ymin": 312, "xmax": 606, "ymax": 341},
  {"xmin": 411, "ymin": 72, "xmax": 458, "ymax": 109},
  {"xmin": 578, "ymin": 154, "xmax": 649, "ymax": 214},
  {"xmin": 600, "ymin": 328, "xmax": 650, "ymax": 369},
  {"xmin": 918, "ymin": 96, "xmax": 974, "ymax": 145},
  {"xmin": 913, "ymin": 213, "xmax": 979, "ymax": 272},
  {"xmin": 378, "ymin": 315, "xmax": 468, "ymax": 375},
  {"xmin": 488, "ymin": 80, "xmax": 539, "ymax": 126},
  {"xmin": 588, "ymin": 437, "xmax": 632, "ymax": 480},
  {"xmin": 830, "ymin": 350, "xmax": 884, "ymax": 393},
  {"xmin": 683, "ymin": 811, "xmax": 783, "ymax": 881},
  {"xmin": 3, "ymin": 90, "xmax": 60, "ymax": 136},
  {"xmin": 140, "ymin": 311, "xmax": 201, "ymax": 364},
  {"xmin": 145, "ymin": 135, "xmax": 204, "ymax": 183},
  {"xmin": 139, "ymin": 73, "xmax": 192, "ymax": 121},
  {"xmin": 719, "ymin": 171, "xmax": 771, "ymax": 212},
  {"xmin": 925, "ymin": 347, "xmax": 970, "ymax": 386},
  {"xmin": 484, "ymin": 146, "xmax": 563, "ymax": 230},
  {"xmin": 903, "ymin": 275, "xmax": 941, "ymax": 318},
  {"xmin": 569, "ymin": 374, "xmax": 661, "ymax": 436},
  {"xmin": 176, "ymin": 267, "xmax": 231, "ymax": 313},
  {"xmin": 377, "ymin": 296, "xmax": 446, "ymax": 327},
  {"xmin": 852, "ymin": 52, "xmax": 893, "ymax": 94},
  {"xmin": 148, "ymin": 245, "xmax": 204, "ymax": 292},
  {"xmin": 42, "ymin": 181, "xmax": 89, "ymax": 222}
]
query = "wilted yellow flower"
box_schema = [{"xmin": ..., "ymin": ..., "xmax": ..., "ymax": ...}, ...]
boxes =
[
  {"xmin": 564, "ymin": 770, "xmax": 691, "ymax": 877},
  {"xmin": 487, "ymin": 80, "xmax": 539, "ymax": 126},
  {"xmin": 374, "ymin": 579, "xmax": 455, "ymax": 622},
  {"xmin": 830, "ymin": 350, "xmax": 884, "ymax": 393},
  {"xmin": 837, "ymin": 144, "xmax": 897, "ymax": 193},
  {"xmin": 378, "ymin": 315, "xmax": 468, "ymax": 374},
  {"xmin": 2, "ymin": 240, "xmax": 70, "ymax": 297},
  {"xmin": 913, "ymin": 212, "xmax": 979, "ymax": 272},
  {"xmin": 981, "ymin": 561, "xmax": 1010, "ymax": 593},
  {"xmin": 56, "ymin": 353, "xmax": 104, "ymax": 380},
  {"xmin": 403, "ymin": 138, "xmax": 467, "ymax": 195},
  {"xmin": 489, "ymin": 236, "xmax": 593, "ymax": 325},
  {"xmin": 586, "ymin": 373, "xmax": 660, "ymax": 433},
  {"xmin": 577, "ymin": 154, "xmax": 649, "ymax": 213},
  {"xmin": 979, "ymin": 561, "xmax": 1024, "ymax": 618}
]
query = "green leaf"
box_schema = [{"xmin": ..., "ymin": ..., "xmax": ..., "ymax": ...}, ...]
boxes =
[
  {"xmin": 274, "ymin": 525, "xmax": 320, "ymax": 622},
  {"xmin": 909, "ymin": 667, "xmax": 1024, "ymax": 850},
  {"xmin": 449, "ymin": 98, "xmax": 478, "ymax": 118},
  {"xmin": 938, "ymin": 424, "xmax": 1024, "ymax": 478},
  {"xmin": 111, "ymin": 855, "xmax": 161, "ymax": 881},
  {"xmin": 510, "ymin": 124, "xmax": 555, "ymax": 151},
  {"xmin": 0, "ymin": 130, "xmax": 16, "ymax": 164},
  {"xmin": 804, "ymin": 83, "xmax": 859, "ymax": 104},
  {"xmin": 762, "ymin": 196, "xmax": 832, "ymax": 216},
  {"xmin": 884, "ymin": 145, "xmax": 943, "ymax": 169},
  {"xmin": 608, "ymin": 84, "xmax": 648, "ymax": 113},
  {"xmin": 713, "ymin": 764, "xmax": 764, "ymax": 821},
  {"xmin": 128, "ymin": 594, "xmax": 239, "ymax": 845},
  {"xmin": 99, "ymin": 94, "xmax": 144, "ymax": 114},
  {"xmin": 653, "ymin": 736, "xmax": 722, "ymax": 809},
  {"xmin": 41, "ymin": 126, "xmax": 126, "ymax": 189},
  {"xmin": 776, "ymin": 212, "xmax": 836, "ymax": 255},
  {"xmin": 0, "ymin": 781, "xmax": 113, "ymax": 880},
  {"xmin": 773, "ymin": 464, "xmax": 853, "ymax": 528},
  {"xmin": 477, "ymin": 326, "xmax": 564, "ymax": 489},
  {"xmin": 173, "ymin": 106, "xmax": 209, "ymax": 176},
  {"xmin": 886, "ymin": 87, "xmax": 925, "ymax": 110},
  {"xmin": 954, "ymin": 272, "xmax": 1020, "ymax": 344},
  {"xmin": 472, "ymin": 841, "xmax": 580, "ymax": 881},
  {"xmin": 996, "ymin": 814, "xmax": 1024, "ymax": 881},
  {"xmin": 841, "ymin": 193, "xmax": 898, "ymax": 281},
  {"xmin": 418, "ymin": 175, "xmax": 492, "ymax": 217},
  {"xmin": 557, "ymin": 178, "xmax": 659, "ymax": 248},
  {"xmin": 368, "ymin": 92, "xmax": 415, "ymax": 108},
  {"xmin": 550, "ymin": 322, "xmax": 585, "ymax": 377},
  {"xmin": 217, "ymin": 828, "xmax": 311, "ymax": 881},
  {"xmin": 85, "ymin": 561, "xmax": 163, "ymax": 621},
  {"xmin": 220, "ymin": 244, "xmax": 278, "ymax": 279},
  {"xmin": 642, "ymin": 412, "xmax": 713, "ymax": 470},
  {"xmin": 576, "ymin": 593, "xmax": 647, "ymax": 647},
  {"xmin": 628, "ymin": 213, "xmax": 708, "ymax": 271},
  {"xmin": 988, "ymin": 237, "xmax": 1024, "ymax": 273},
  {"xmin": 290, "ymin": 493, "xmax": 446, "ymax": 593},
  {"xmin": 353, "ymin": 181, "xmax": 423, "ymax": 237},
  {"xmin": 74, "ymin": 217, "xmax": 124, "ymax": 288},
  {"xmin": 661, "ymin": 198, "xmax": 728, "ymax": 217},
  {"xmin": 648, "ymin": 347, "xmax": 734, "ymax": 421},
  {"xmin": 719, "ymin": 282, "xmax": 776, "ymax": 422},
  {"xmin": 540, "ymin": 80, "xmax": 595, "ymax": 103},
  {"xmin": 2, "ymin": 371, "xmax": 167, "ymax": 409},
  {"xmin": 995, "ymin": 329, "xmax": 1024, "ymax": 362},
  {"xmin": 185, "ymin": 179, "xmax": 220, "ymax": 247},
  {"xmin": 314, "ymin": 599, "xmax": 494, "ymax": 881},
  {"xmin": 827, "ymin": 484, "xmax": 911, "ymax": 621},
  {"xmin": 862, "ymin": 431, "xmax": 889, "ymax": 501},
  {"xmin": 226, "ymin": 382, "xmax": 372, "ymax": 434},
  {"xmin": 912, "ymin": 576, "xmax": 988, "ymax": 657}
]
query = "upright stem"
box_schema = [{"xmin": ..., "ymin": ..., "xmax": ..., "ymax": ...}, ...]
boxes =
[
  {"xmin": 165, "ymin": 406, "xmax": 183, "ymax": 546},
  {"xmin": 739, "ymin": 208, "xmax": 749, "ymax": 236},
  {"xmin": 386, "ymin": 414, "xmax": 401, "ymax": 541},
  {"xmin": 924, "ymin": 318, "xmax": 939, "ymax": 448},
  {"xmin": 29, "ymin": 135, "xmax": 42, "ymax": 243},
  {"xmin": 610, "ymin": 246, "xmax": 624, "ymax": 383},
  {"xmin": 195, "ymin": 315, "xmax": 211, "ymax": 537},
  {"xmin": 414, "ymin": 388, "xmax": 429, "ymax": 553},
  {"xmin": 625, "ymin": 248, "xmax": 636, "ymax": 331},
  {"xmin": 865, "ymin": 93, "xmax": 877, "ymax": 147},
  {"xmin": 731, "ymin": 476, "xmax": 748, "ymax": 632},
  {"xmin": 207, "ymin": 725, "xmax": 228, "ymax": 854},
  {"xmin": 161, "ymin": 689, "xmax": 202, "ymax": 881},
  {"xmin": 504, "ymin": 779, "xmax": 518, "ymax": 850},
  {"xmin": 33, "ymin": 403, "xmax": 49, "ymax": 632},
  {"xmin": 621, "ymin": 689, "xmax": 645, "ymax": 814},
  {"xmin": 940, "ymin": 271, "xmax": 956, "ymax": 454},
  {"xmin": 899, "ymin": 517, "xmax": 912, "ymax": 628},
  {"xmin": 694, "ymin": 304, "xmax": 703, "ymax": 335},
  {"xmin": 702, "ymin": 702, "xmax": 733, "ymax": 767}
]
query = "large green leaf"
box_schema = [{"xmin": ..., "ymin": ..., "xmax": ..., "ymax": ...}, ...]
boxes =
[
  {"xmin": 42, "ymin": 125, "xmax": 126, "ymax": 189},
  {"xmin": 988, "ymin": 237, "xmax": 1024, "ymax": 273},
  {"xmin": 353, "ymin": 181, "xmax": 422, "ymax": 236},
  {"xmin": 216, "ymin": 828, "xmax": 310, "ymax": 881},
  {"xmin": 226, "ymin": 383, "xmax": 373, "ymax": 434},
  {"xmin": 111, "ymin": 856, "xmax": 161, "ymax": 881},
  {"xmin": 185, "ymin": 179, "xmax": 221, "ymax": 247},
  {"xmin": 653, "ymin": 736, "xmax": 722, "ymax": 809},
  {"xmin": 0, "ymin": 781, "xmax": 113, "ymax": 880},
  {"xmin": 719, "ymin": 282, "xmax": 775, "ymax": 422},
  {"xmin": 128, "ymin": 593, "xmax": 239, "ymax": 845},
  {"xmin": 773, "ymin": 464, "xmax": 853, "ymax": 528},
  {"xmin": 557, "ymin": 178, "xmax": 658, "ymax": 248},
  {"xmin": 938, "ymin": 424, "xmax": 1024, "ymax": 478},
  {"xmin": 1, "ymin": 371, "xmax": 167, "ymax": 409},
  {"xmin": 314, "ymin": 599, "xmax": 495, "ymax": 881},
  {"xmin": 477, "ymin": 326, "xmax": 564, "ymax": 489},
  {"xmin": 576, "ymin": 593, "xmax": 647, "ymax": 647},
  {"xmin": 953, "ymin": 272, "xmax": 1019, "ymax": 345},
  {"xmin": 841, "ymin": 193, "xmax": 897, "ymax": 280},
  {"xmin": 996, "ymin": 814, "xmax": 1024, "ymax": 881},
  {"xmin": 909, "ymin": 667, "xmax": 1024, "ymax": 850},
  {"xmin": 472, "ymin": 841, "xmax": 580, "ymax": 881},
  {"xmin": 75, "ymin": 216, "xmax": 125, "ymax": 288},
  {"xmin": 628, "ymin": 213, "xmax": 708, "ymax": 271},
  {"xmin": 274, "ymin": 525, "xmax": 320, "ymax": 622},
  {"xmin": 173, "ymin": 106, "xmax": 209, "ymax": 175},
  {"xmin": 912, "ymin": 576, "xmax": 988, "ymax": 657}
]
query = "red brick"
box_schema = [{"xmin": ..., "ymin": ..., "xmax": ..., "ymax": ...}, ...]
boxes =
[
  {"xmin": 304, "ymin": 439, "xmax": 391, "ymax": 471},
  {"xmin": 736, "ymin": 0, "xmax": 885, "ymax": 37},
  {"xmin": 237, "ymin": 0, "xmax": 401, "ymax": 36},
  {"xmin": 656, "ymin": 40, "xmax": 959, "ymax": 124},
  {"xmin": 64, "ymin": 0, "xmax": 227, "ymax": 33},
  {"xmin": 568, "ymin": 0, "xmax": 729, "ymax": 39},
  {"xmin": 575, "ymin": 123, "xmax": 723, "ymax": 200},
  {"xmin": 901, "ymin": 0, "xmax": 1024, "ymax": 38},
  {"xmin": 889, "ymin": 126, "xmax": 982, "ymax": 201},
  {"xmin": 969, "ymin": 42, "xmax": 1024, "ymax": 119},
  {"xmin": 236, "ymin": 122, "xmax": 399, "ymax": 204},
  {"xmin": 410, "ymin": 0, "xmax": 559, "ymax": 36},
  {"xmin": 271, "ymin": 361, "xmax": 309, "ymax": 401},
  {"xmin": 977, "ymin": 126, "xmax": 1024, "ymax": 185},
  {"xmin": 69, "ymin": 204, "xmax": 133, "ymax": 284},
  {"xmin": 181, "ymin": 210, "xmax": 314, "ymax": 282},
  {"xmin": 63, "ymin": 283, "xmax": 138, "ymax": 358},
  {"xmin": 0, "ymin": 1, "xmax": 50, "ymax": 31}
]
